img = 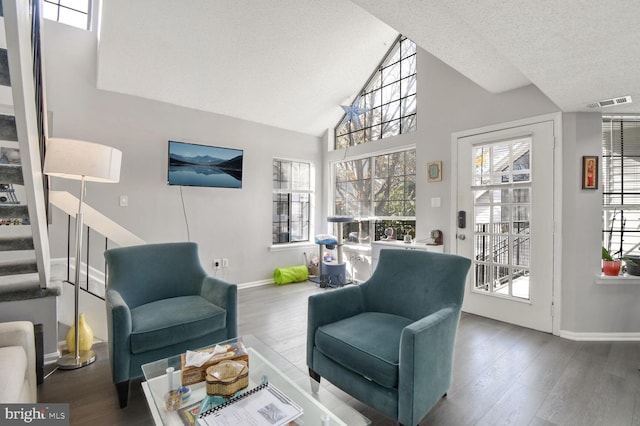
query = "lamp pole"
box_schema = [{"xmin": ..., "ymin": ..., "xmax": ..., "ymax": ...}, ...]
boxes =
[{"xmin": 57, "ymin": 175, "xmax": 96, "ymax": 369}]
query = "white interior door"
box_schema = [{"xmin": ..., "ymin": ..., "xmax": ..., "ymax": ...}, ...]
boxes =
[{"xmin": 455, "ymin": 120, "xmax": 555, "ymax": 332}]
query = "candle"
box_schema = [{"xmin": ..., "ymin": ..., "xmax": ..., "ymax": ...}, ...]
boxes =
[{"xmin": 166, "ymin": 367, "xmax": 174, "ymax": 391}]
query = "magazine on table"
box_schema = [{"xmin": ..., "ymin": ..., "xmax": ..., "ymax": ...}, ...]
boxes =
[{"xmin": 197, "ymin": 381, "xmax": 303, "ymax": 426}]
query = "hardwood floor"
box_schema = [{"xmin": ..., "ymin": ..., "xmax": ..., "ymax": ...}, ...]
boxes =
[{"xmin": 38, "ymin": 282, "xmax": 640, "ymax": 425}]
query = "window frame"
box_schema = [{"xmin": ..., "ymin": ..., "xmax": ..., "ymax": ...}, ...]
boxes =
[
  {"xmin": 601, "ymin": 115, "xmax": 640, "ymax": 280},
  {"xmin": 272, "ymin": 158, "xmax": 314, "ymax": 246},
  {"xmin": 43, "ymin": 0, "xmax": 91, "ymax": 30},
  {"xmin": 331, "ymin": 146, "xmax": 417, "ymax": 245},
  {"xmin": 334, "ymin": 35, "xmax": 417, "ymax": 149}
]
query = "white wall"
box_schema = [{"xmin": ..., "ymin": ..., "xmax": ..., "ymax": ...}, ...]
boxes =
[
  {"xmin": 43, "ymin": 20, "xmax": 640, "ymax": 337},
  {"xmin": 324, "ymin": 47, "xmax": 559, "ymax": 265},
  {"xmin": 325, "ymin": 47, "xmax": 640, "ymax": 336},
  {"xmin": 43, "ymin": 21, "xmax": 322, "ymax": 286},
  {"xmin": 560, "ymin": 112, "xmax": 640, "ymax": 335}
]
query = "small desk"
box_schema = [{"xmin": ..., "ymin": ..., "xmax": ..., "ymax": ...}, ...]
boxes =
[{"xmin": 141, "ymin": 335, "xmax": 370, "ymax": 425}]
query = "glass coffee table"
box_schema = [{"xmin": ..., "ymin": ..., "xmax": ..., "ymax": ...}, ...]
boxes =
[{"xmin": 141, "ymin": 335, "xmax": 370, "ymax": 425}]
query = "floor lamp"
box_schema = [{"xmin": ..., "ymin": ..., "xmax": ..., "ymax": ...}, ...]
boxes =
[{"xmin": 44, "ymin": 138, "xmax": 122, "ymax": 369}]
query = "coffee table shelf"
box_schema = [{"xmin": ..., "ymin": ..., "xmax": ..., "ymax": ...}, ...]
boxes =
[{"xmin": 141, "ymin": 335, "xmax": 370, "ymax": 425}]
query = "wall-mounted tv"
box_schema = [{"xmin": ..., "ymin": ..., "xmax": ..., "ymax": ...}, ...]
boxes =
[{"xmin": 168, "ymin": 140, "xmax": 243, "ymax": 188}]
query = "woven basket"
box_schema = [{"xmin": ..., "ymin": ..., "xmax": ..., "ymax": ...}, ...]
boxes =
[{"xmin": 205, "ymin": 360, "xmax": 249, "ymax": 397}]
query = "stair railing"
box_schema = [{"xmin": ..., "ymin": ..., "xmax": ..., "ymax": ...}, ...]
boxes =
[
  {"xmin": 29, "ymin": 0, "xmax": 49, "ymax": 214},
  {"xmin": 3, "ymin": 0, "xmax": 52, "ymax": 288},
  {"xmin": 50, "ymin": 190, "xmax": 145, "ymax": 300}
]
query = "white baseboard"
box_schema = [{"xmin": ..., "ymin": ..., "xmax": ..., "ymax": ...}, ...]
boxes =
[
  {"xmin": 51, "ymin": 257, "xmax": 105, "ymax": 285},
  {"xmin": 238, "ymin": 279, "xmax": 274, "ymax": 289},
  {"xmin": 53, "ymin": 257, "xmax": 276, "ymax": 291},
  {"xmin": 559, "ymin": 330, "xmax": 640, "ymax": 341},
  {"xmin": 44, "ymin": 351, "xmax": 61, "ymax": 365}
]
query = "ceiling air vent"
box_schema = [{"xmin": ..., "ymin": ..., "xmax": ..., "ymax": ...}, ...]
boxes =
[{"xmin": 588, "ymin": 95, "xmax": 632, "ymax": 108}]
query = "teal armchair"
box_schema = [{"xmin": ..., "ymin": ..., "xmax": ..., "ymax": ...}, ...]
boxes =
[
  {"xmin": 105, "ymin": 242, "xmax": 237, "ymax": 408},
  {"xmin": 307, "ymin": 249, "xmax": 471, "ymax": 425}
]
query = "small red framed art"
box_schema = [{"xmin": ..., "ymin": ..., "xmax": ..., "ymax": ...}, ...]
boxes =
[{"xmin": 582, "ymin": 156, "xmax": 598, "ymax": 189}]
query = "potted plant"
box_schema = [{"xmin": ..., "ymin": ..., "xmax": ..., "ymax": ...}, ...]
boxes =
[
  {"xmin": 602, "ymin": 247, "xmax": 638, "ymax": 276},
  {"xmin": 602, "ymin": 247, "xmax": 622, "ymax": 276},
  {"xmin": 625, "ymin": 253, "xmax": 640, "ymax": 276}
]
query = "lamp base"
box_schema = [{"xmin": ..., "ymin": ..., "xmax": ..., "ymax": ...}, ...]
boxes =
[{"xmin": 57, "ymin": 349, "xmax": 96, "ymax": 370}]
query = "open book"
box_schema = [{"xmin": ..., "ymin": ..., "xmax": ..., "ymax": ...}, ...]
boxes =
[{"xmin": 198, "ymin": 381, "xmax": 303, "ymax": 426}]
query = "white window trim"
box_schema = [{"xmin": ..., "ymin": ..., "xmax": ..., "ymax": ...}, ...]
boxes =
[
  {"xmin": 272, "ymin": 158, "xmax": 316, "ymax": 246},
  {"xmin": 330, "ymin": 144, "xmax": 417, "ymax": 221},
  {"xmin": 596, "ymin": 274, "xmax": 640, "ymax": 284}
]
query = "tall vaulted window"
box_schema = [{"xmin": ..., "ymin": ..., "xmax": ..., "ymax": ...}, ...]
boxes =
[{"xmin": 334, "ymin": 36, "xmax": 417, "ymax": 149}]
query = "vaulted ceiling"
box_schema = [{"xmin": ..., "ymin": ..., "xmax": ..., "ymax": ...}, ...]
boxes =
[{"xmin": 97, "ymin": 1, "xmax": 640, "ymax": 137}]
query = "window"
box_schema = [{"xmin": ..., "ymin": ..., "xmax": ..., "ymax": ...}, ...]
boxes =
[
  {"xmin": 473, "ymin": 138, "xmax": 531, "ymax": 299},
  {"xmin": 272, "ymin": 160, "xmax": 313, "ymax": 245},
  {"xmin": 43, "ymin": 0, "xmax": 90, "ymax": 30},
  {"xmin": 335, "ymin": 36, "xmax": 417, "ymax": 149},
  {"xmin": 333, "ymin": 148, "xmax": 416, "ymax": 243},
  {"xmin": 602, "ymin": 117, "xmax": 640, "ymax": 258}
]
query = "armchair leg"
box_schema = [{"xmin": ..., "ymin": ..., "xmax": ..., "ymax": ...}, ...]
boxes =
[
  {"xmin": 308, "ymin": 368, "xmax": 321, "ymax": 383},
  {"xmin": 308, "ymin": 368, "xmax": 321, "ymax": 393},
  {"xmin": 116, "ymin": 381, "xmax": 130, "ymax": 408}
]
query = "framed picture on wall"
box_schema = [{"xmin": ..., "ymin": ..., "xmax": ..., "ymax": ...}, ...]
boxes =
[
  {"xmin": 582, "ymin": 156, "xmax": 598, "ymax": 189},
  {"xmin": 427, "ymin": 161, "xmax": 442, "ymax": 182}
]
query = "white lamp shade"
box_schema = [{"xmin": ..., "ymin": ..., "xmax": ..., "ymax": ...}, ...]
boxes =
[{"xmin": 44, "ymin": 138, "xmax": 122, "ymax": 183}]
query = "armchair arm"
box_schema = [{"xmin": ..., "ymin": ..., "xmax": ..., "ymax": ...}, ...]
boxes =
[
  {"xmin": 106, "ymin": 289, "xmax": 133, "ymax": 384},
  {"xmin": 0, "ymin": 321, "xmax": 36, "ymax": 402},
  {"xmin": 306, "ymin": 285, "xmax": 365, "ymax": 368},
  {"xmin": 200, "ymin": 276, "xmax": 238, "ymax": 339},
  {"xmin": 398, "ymin": 306, "xmax": 461, "ymax": 426}
]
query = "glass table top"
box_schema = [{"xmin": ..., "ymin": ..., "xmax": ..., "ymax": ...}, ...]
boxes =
[{"xmin": 141, "ymin": 335, "xmax": 370, "ymax": 426}]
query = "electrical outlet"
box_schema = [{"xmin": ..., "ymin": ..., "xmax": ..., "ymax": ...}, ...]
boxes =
[
  {"xmin": 213, "ymin": 259, "xmax": 221, "ymax": 270},
  {"xmin": 222, "ymin": 258, "xmax": 229, "ymax": 268}
]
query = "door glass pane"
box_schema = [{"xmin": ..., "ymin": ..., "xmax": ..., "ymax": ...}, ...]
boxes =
[
  {"xmin": 472, "ymin": 138, "xmax": 532, "ymax": 300},
  {"xmin": 474, "ymin": 262, "xmax": 490, "ymax": 292},
  {"xmin": 513, "ymin": 237, "xmax": 530, "ymax": 267},
  {"xmin": 511, "ymin": 268, "xmax": 530, "ymax": 299}
]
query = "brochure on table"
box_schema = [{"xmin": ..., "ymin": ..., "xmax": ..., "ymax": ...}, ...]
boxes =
[{"xmin": 197, "ymin": 381, "xmax": 303, "ymax": 426}]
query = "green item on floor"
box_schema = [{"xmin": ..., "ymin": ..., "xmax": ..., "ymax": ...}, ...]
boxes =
[{"xmin": 273, "ymin": 265, "xmax": 309, "ymax": 285}]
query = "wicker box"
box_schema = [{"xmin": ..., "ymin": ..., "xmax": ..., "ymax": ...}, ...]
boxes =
[
  {"xmin": 205, "ymin": 360, "xmax": 249, "ymax": 397},
  {"xmin": 180, "ymin": 341, "xmax": 249, "ymax": 386}
]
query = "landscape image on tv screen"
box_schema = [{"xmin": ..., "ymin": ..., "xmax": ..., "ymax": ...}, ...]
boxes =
[{"xmin": 168, "ymin": 140, "xmax": 243, "ymax": 188}]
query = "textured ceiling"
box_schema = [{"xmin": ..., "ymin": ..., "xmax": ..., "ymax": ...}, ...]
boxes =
[
  {"xmin": 97, "ymin": 1, "xmax": 640, "ymax": 137},
  {"xmin": 352, "ymin": 0, "xmax": 640, "ymax": 114},
  {"xmin": 96, "ymin": 0, "xmax": 397, "ymax": 137}
]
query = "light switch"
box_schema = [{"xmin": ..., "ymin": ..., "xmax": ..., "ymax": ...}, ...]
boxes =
[
  {"xmin": 431, "ymin": 197, "xmax": 441, "ymax": 208},
  {"xmin": 119, "ymin": 195, "xmax": 128, "ymax": 207}
]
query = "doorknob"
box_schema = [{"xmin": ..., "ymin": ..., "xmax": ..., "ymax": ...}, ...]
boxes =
[{"xmin": 456, "ymin": 234, "xmax": 466, "ymax": 240}]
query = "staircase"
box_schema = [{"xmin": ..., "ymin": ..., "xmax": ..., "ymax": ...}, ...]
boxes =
[{"xmin": 0, "ymin": 0, "xmax": 59, "ymax": 362}]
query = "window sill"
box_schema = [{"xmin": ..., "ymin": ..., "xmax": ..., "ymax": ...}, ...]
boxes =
[
  {"xmin": 269, "ymin": 242, "xmax": 316, "ymax": 252},
  {"xmin": 595, "ymin": 274, "xmax": 640, "ymax": 285}
]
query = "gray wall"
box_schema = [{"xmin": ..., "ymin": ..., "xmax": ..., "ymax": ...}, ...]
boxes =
[
  {"xmin": 560, "ymin": 113, "xmax": 640, "ymax": 334},
  {"xmin": 43, "ymin": 22, "xmax": 322, "ymax": 285},
  {"xmin": 326, "ymin": 47, "xmax": 640, "ymax": 336},
  {"xmin": 43, "ymin": 19, "xmax": 640, "ymax": 336}
]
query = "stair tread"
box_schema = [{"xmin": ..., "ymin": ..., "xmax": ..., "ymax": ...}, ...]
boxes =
[
  {"xmin": 0, "ymin": 164, "xmax": 23, "ymax": 186},
  {"xmin": 0, "ymin": 258, "xmax": 37, "ymax": 276},
  {"xmin": 0, "ymin": 281, "xmax": 61, "ymax": 302},
  {"xmin": 0, "ymin": 258, "xmax": 36, "ymax": 265},
  {"xmin": 0, "ymin": 204, "xmax": 29, "ymax": 221},
  {"xmin": 0, "ymin": 236, "xmax": 33, "ymax": 251}
]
